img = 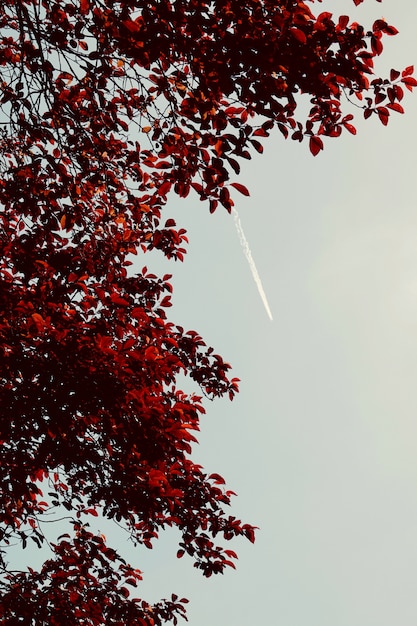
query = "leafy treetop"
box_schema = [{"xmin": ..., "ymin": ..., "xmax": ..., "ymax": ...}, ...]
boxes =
[{"xmin": 0, "ymin": 1, "xmax": 414, "ymax": 624}]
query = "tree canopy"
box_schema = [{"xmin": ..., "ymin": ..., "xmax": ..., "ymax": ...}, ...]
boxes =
[{"xmin": 0, "ymin": 1, "xmax": 414, "ymax": 623}]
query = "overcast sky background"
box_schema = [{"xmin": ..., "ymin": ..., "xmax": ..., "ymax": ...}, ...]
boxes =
[{"xmin": 10, "ymin": 1, "xmax": 417, "ymax": 624}]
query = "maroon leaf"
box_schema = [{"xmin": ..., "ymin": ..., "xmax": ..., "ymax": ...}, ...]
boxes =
[
  {"xmin": 230, "ymin": 182, "xmax": 250, "ymax": 196},
  {"xmin": 309, "ymin": 135, "xmax": 323, "ymax": 156}
]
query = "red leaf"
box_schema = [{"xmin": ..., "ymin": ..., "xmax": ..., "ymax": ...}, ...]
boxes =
[
  {"xmin": 80, "ymin": 0, "xmax": 90, "ymax": 15},
  {"xmin": 371, "ymin": 36, "xmax": 383, "ymax": 56},
  {"xmin": 250, "ymin": 139, "xmax": 263, "ymax": 154},
  {"xmin": 144, "ymin": 346, "xmax": 159, "ymax": 360},
  {"xmin": 160, "ymin": 296, "xmax": 172, "ymax": 307},
  {"xmin": 394, "ymin": 85, "xmax": 404, "ymax": 101},
  {"xmin": 386, "ymin": 102, "xmax": 404, "ymax": 114},
  {"xmin": 31, "ymin": 313, "xmax": 45, "ymax": 329},
  {"xmin": 230, "ymin": 182, "xmax": 250, "ymax": 196},
  {"xmin": 344, "ymin": 123, "xmax": 357, "ymax": 135},
  {"xmin": 209, "ymin": 473, "xmax": 225, "ymax": 485},
  {"xmin": 209, "ymin": 199, "xmax": 218, "ymax": 213},
  {"xmin": 384, "ymin": 25, "xmax": 399, "ymax": 36},
  {"xmin": 158, "ymin": 181, "xmax": 172, "ymax": 197},
  {"xmin": 253, "ymin": 128, "xmax": 269, "ymax": 137},
  {"xmin": 110, "ymin": 294, "xmax": 130, "ymax": 307},
  {"xmin": 225, "ymin": 106, "xmax": 244, "ymax": 116},
  {"xmin": 402, "ymin": 65, "xmax": 414, "ymax": 77},
  {"xmin": 377, "ymin": 106, "xmax": 389, "ymax": 125},
  {"xmin": 243, "ymin": 525, "xmax": 257, "ymax": 543},
  {"xmin": 337, "ymin": 15, "xmax": 349, "ymax": 31},
  {"xmin": 85, "ymin": 508, "xmax": 98, "ymax": 516},
  {"xmin": 224, "ymin": 549, "xmax": 238, "ymax": 559},
  {"xmin": 309, "ymin": 135, "xmax": 323, "ymax": 156},
  {"xmin": 277, "ymin": 123, "xmax": 289, "ymax": 139},
  {"xmin": 374, "ymin": 92, "xmax": 386, "ymax": 105},
  {"xmin": 291, "ymin": 28, "xmax": 307, "ymax": 45},
  {"xmin": 402, "ymin": 76, "xmax": 417, "ymax": 91},
  {"xmin": 70, "ymin": 591, "xmax": 79, "ymax": 603},
  {"xmin": 191, "ymin": 182, "xmax": 203, "ymax": 194}
]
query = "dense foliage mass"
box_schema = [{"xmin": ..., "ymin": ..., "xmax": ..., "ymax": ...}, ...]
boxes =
[{"xmin": 0, "ymin": 0, "xmax": 414, "ymax": 623}]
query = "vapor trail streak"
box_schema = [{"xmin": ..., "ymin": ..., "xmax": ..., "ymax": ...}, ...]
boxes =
[{"xmin": 233, "ymin": 208, "xmax": 273, "ymax": 321}]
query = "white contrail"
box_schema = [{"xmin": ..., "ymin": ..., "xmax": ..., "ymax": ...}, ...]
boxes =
[{"xmin": 233, "ymin": 208, "xmax": 273, "ymax": 321}]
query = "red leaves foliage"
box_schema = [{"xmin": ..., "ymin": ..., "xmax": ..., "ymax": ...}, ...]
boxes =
[{"xmin": 0, "ymin": 0, "xmax": 413, "ymax": 623}]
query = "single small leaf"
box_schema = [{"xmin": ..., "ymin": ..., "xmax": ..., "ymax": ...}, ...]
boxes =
[
  {"xmin": 291, "ymin": 28, "xmax": 307, "ymax": 44},
  {"xmin": 377, "ymin": 106, "xmax": 389, "ymax": 125},
  {"xmin": 80, "ymin": 0, "xmax": 90, "ymax": 15},
  {"xmin": 386, "ymin": 102, "xmax": 404, "ymax": 114},
  {"xmin": 253, "ymin": 128, "xmax": 269, "ymax": 137},
  {"xmin": 309, "ymin": 135, "xmax": 323, "ymax": 156},
  {"xmin": 402, "ymin": 76, "xmax": 417, "ymax": 90},
  {"xmin": 402, "ymin": 65, "xmax": 414, "ymax": 77},
  {"xmin": 344, "ymin": 123, "xmax": 357, "ymax": 135},
  {"xmin": 31, "ymin": 313, "xmax": 45, "ymax": 328},
  {"xmin": 230, "ymin": 182, "xmax": 250, "ymax": 196},
  {"xmin": 85, "ymin": 508, "xmax": 98, "ymax": 516},
  {"xmin": 389, "ymin": 70, "xmax": 400, "ymax": 81},
  {"xmin": 337, "ymin": 15, "xmax": 349, "ymax": 31}
]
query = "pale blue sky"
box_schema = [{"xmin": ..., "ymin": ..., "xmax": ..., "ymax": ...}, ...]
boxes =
[{"xmin": 9, "ymin": 2, "xmax": 417, "ymax": 625}]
